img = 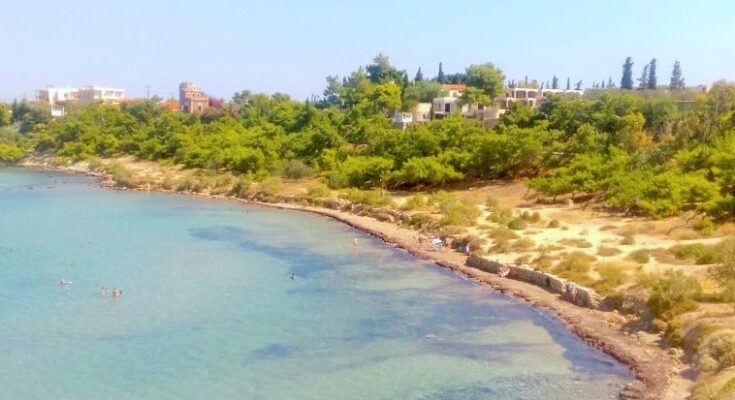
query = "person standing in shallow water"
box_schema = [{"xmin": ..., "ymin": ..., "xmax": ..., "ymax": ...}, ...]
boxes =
[
  {"xmin": 353, "ymin": 237, "xmax": 359, "ymax": 248},
  {"xmin": 112, "ymin": 288, "xmax": 122, "ymax": 298}
]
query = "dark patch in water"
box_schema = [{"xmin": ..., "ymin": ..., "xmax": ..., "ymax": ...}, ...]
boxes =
[{"xmin": 251, "ymin": 343, "xmax": 298, "ymax": 359}]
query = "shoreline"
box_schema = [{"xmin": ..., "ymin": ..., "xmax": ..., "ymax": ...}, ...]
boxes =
[{"xmin": 14, "ymin": 161, "xmax": 691, "ymax": 399}]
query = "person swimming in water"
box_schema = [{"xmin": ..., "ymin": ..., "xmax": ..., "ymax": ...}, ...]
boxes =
[
  {"xmin": 58, "ymin": 279, "xmax": 71, "ymax": 286},
  {"xmin": 112, "ymin": 288, "xmax": 122, "ymax": 298},
  {"xmin": 101, "ymin": 286, "xmax": 109, "ymax": 296},
  {"xmin": 290, "ymin": 273, "xmax": 296, "ymax": 281}
]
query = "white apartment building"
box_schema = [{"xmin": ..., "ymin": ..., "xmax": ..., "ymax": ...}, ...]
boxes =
[{"xmin": 34, "ymin": 85, "xmax": 125, "ymax": 117}]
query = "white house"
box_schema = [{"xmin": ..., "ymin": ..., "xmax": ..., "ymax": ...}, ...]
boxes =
[
  {"xmin": 432, "ymin": 84, "xmax": 470, "ymax": 119},
  {"xmin": 78, "ymin": 86, "xmax": 125, "ymax": 103}
]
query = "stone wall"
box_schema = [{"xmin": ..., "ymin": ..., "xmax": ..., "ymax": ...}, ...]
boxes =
[{"xmin": 466, "ymin": 255, "xmax": 601, "ymax": 309}]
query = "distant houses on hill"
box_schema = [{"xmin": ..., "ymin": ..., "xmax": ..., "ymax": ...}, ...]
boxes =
[
  {"xmin": 34, "ymin": 80, "xmax": 214, "ymax": 117},
  {"xmin": 393, "ymin": 84, "xmax": 583, "ymax": 130}
]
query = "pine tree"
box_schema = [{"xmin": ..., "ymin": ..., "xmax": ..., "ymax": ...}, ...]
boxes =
[
  {"xmin": 621, "ymin": 57, "xmax": 634, "ymax": 89},
  {"xmin": 638, "ymin": 63, "xmax": 649, "ymax": 89},
  {"xmin": 414, "ymin": 67, "xmax": 424, "ymax": 82},
  {"xmin": 552, "ymin": 75, "xmax": 559, "ymax": 89},
  {"xmin": 402, "ymin": 72, "xmax": 409, "ymax": 88},
  {"xmin": 670, "ymin": 61, "xmax": 685, "ymax": 90},
  {"xmin": 437, "ymin": 62, "xmax": 445, "ymax": 83},
  {"xmin": 566, "ymin": 77, "xmax": 571, "ymax": 90},
  {"xmin": 647, "ymin": 58, "xmax": 657, "ymax": 89},
  {"xmin": 607, "ymin": 77, "xmax": 614, "ymax": 88},
  {"xmin": 575, "ymin": 80, "xmax": 583, "ymax": 90}
]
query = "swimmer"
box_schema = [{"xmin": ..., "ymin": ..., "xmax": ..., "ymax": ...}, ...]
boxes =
[
  {"xmin": 58, "ymin": 279, "xmax": 70, "ymax": 286},
  {"xmin": 112, "ymin": 288, "xmax": 122, "ymax": 298},
  {"xmin": 100, "ymin": 286, "xmax": 109, "ymax": 296},
  {"xmin": 290, "ymin": 273, "xmax": 296, "ymax": 281}
]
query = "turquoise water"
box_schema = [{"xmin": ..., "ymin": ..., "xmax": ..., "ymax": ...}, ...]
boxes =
[{"xmin": 0, "ymin": 168, "xmax": 630, "ymax": 399}]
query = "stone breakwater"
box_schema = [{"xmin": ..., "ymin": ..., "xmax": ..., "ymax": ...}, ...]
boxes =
[{"xmin": 466, "ymin": 255, "xmax": 601, "ymax": 309}]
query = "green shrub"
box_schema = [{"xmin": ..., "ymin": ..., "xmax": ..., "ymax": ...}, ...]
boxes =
[
  {"xmin": 708, "ymin": 238, "xmax": 735, "ymax": 284},
  {"xmin": 400, "ymin": 194, "xmax": 428, "ymax": 211},
  {"xmin": 428, "ymin": 192, "xmax": 480, "ymax": 227},
  {"xmin": 697, "ymin": 329, "xmax": 735, "ymax": 373},
  {"xmin": 306, "ymin": 183, "xmax": 330, "ymax": 198},
  {"xmin": 597, "ymin": 247, "xmax": 622, "ymax": 257},
  {"xmin": 670, "ymin": 243, "xmax": 720, "ymax": 264},
  {"xmin": 506, "ymin": 217, "xmax": 528, "ymax": 230},
  {"xmin": 620, "ymin": 233, "xmax": 636, "ymax": 245},
  {"xmin": 647, "ymin": 270, "xmax": 701, "ymax": 320},
  {"xmin": 230, "ymin": 176, "xmax": 253, "ymax": 198},
  {"xmin": 339, "ymin": 188, "xmax": 394, "ymax": 208},
  {"xmin": 488, "ymin": 207, "xmax": 513, "ymax": 225},
  {"xmin": 176, "ymin": 175, "xmax": 205, "ymax": 193},
  {"xmin": 281, "ymin": 159, "xmax": 314, "ymax": 179},
  {"xmin": 547, "ymin": 219, "xmax": 560, "ymax": 228},
  {"xmin": 485, "ymin": 195, "xmax": 499, "ymax": 211},
  {"xmin": 104, "ymin": 161, "xmax": 138, "ymax": 188},
  {"xmin": 552, "ymin": 251, "xmax": 596, "ymax": 286},
  {"xmin": 628, "ymin": 249, "xmax": 651, "ymax": 264},
  {"xmin": 256, "ymin": 177, "xmax": 284, "ymax": 199},
  {"xmin": 592, "ymin": 263, "xmax": 628, "ymax": 295},
  {"xmin": 693, "ymin": 218, "xmax": 716, "ymax": 235}
]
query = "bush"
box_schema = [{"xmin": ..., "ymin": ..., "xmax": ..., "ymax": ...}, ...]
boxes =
[
  {"xmin": 429, "ymin": 192, "xmax": 480, "ymax": 227},
  {"xmin": 176, "ymin": 175, "xmax": 205, "ymax": 193},
  {"xmin": 597, "ymin": 247, "xmax": 623, "ymax": 257},
  {"xmin": 488, "ymin": 207, "xmax": 513, "ymax": 225},
  {"xmin": 693, "ymin": 218, "xmax": 716, "ymax": 235},
  {"xmin": 628, "ymin": 249, "xmax": 651, "ymax": 264},
  {"xmin": 255, "ymin": 177, "xmax": 284, "ymax": 200},
  {"xmin": 709, "ymin": 238, "xmax": 735, "ymax": 284},
  {"xmin": 592, "ymin": 263, "xmax": 629, "ymax": 295},
  {"xmin": 485, "ymin": 195, "xmax": 499, "ymax": 211},
  {"xmin": 281, "ymin": 159, "xmax": 314, "ymax": 179},
  {"xmin": 552, "ymin": 252, "xmax": 596, "ymax": 286},
  {"xmin": 647, "ymin": 270, "xmax": 701, "ymax": 320},
  {"xmin": 306, "ymin": 183, "xmax": 330, "ymax": 198},
  {"xmin": 339, "ymin": 188, "xmax": 394, "ymax": 208},
  {"xmin": 400, "ymin": 194, "xmax": 428, "ymax": 211},
  {"xmin": 620, "ymin": 233, "xmax": 636, "ymax": 245},
  {"xmin": 670, "ymin": 243, "xmax": 720, "ymax": 265},
  {"xmin": 104, "ymin": 161, "xmax": 138, "ymax": 188},
  {"xmin": 506, "ymin": 217, "xmax": 528, "ymax": 230},
  {"xmin": 697, "ymin": 329, "xmax": 735, "ymax": 373},
  {"xmin": 230, "ymin": 176, "xmax": 253, "ymax": 198},
  {"xmin": 547, "ymin": 219, "xmax": 560, "ymax": 228}
]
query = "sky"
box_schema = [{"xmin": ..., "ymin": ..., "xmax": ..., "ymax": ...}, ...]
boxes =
[{"xmin": 2, "ymin": 0, "xmax": 734, "ymax": 102}]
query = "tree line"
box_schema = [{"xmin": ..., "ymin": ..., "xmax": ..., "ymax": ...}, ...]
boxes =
[{"xmin": 1, "ymin": 54, "xmax": 732, "ymax": 223}]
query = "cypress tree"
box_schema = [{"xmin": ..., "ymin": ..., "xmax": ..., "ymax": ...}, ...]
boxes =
[
  {"xmin": 607, "ymin": 77, "xmax": 614, "ymax": 88},
  {"xmin": 647, "ymin": 58, "xmax": 657, "ymax": 89},
  {"xmin": 670, "ymin": 61, "xmax": 685, "ymax": 90},
  {"xmin": 621, "ymin": 57, "xmax": 634, "ymax": 89},
  {"xmin": 414, "ymin": 67, "xmax": 424, "ymax": 82},
  {"xmin": 638, "ymin": 63, "xmax": 649, "ymax": 89},
  {"xmin": 552, "ymin": 75, "xmax": 559, "ymax": 89},
  {"xmin": 437, "ymin": 62, "xmax": 445, "ymax": 83},
  {"xmin": 566, "ymin": 77, "xmax": 571, "ymax": 90}
]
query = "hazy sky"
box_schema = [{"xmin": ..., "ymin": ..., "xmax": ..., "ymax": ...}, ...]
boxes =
[{"xmin": 2, "ymin": 0, "xmax": 734, "ymax": 101}]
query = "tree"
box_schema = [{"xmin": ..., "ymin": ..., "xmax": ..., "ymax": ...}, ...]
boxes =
[
  {"xmin": 647, "ymin": 58, "xmax": 657, "ymax": 89},
  {"xmin": 321, "ymin": 75, "xmax": 343, "ymax": 108},
  {"xmin": 460, "ymin": 87, "xmax": 492, "ymax": 107},
  {"xmin": 464, "ymin": 63, "xmax": 505, "ymax": 99},
  {"xmin": 607, "ymin": 77, "xmax": 615, "ymax": 88},
  {"xmin": 0, "ymin": 103, "xmax": 11, "ymax": 127},
  {"xmin": 566, "ymin": 77, "xmax": 571, "ymax": 90},
  {"xmin": 708, "ymin": 238, "xmax": 735, "ymax": 284},
  {"xmin": 551, "ymin": 76, "xmax": 559, "ymax": 90},
  {"xmin": 415, "ymin": 67, "xmax": 424, "ymax": 82},
  {"xmin": 621, "ymin": 57, "xmax": 634, "ymax": 89},
  {"xmin": 575, "ymin": 80, "xmax": 583, "ymax": 90},
  {"xmin": 366, "ymin": 53, "xmax": 403, "ymax": 84},
  {"xmin": 437, "ymin": 62, "xmax": 445, "ymax": 83},
  {"xmin": 670, "ymin": 61, "xmax": 685, "ymax": 90},
  {"xmin": 638, "ymin": 63, "xmax": 649, "ymax": 89}
]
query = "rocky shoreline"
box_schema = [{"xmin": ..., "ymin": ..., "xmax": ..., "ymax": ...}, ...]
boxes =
[{"xmin": 16, "ymin": 159, "xmax": 691, "ymax": 399}]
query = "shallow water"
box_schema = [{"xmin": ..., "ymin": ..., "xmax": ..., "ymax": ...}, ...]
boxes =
[{"xmin": 0, "ymin": 168, "xmax": 631, "ymax": 399}]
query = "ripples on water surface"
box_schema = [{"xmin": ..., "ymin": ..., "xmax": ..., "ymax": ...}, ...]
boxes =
[{"xmin": 0, "ymin": 168, "xmax": 631, "ymax": 399}]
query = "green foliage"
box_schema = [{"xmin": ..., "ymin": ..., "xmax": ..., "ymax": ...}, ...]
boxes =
[
  {"xmin": 552, "ymin": 252, "xmax": 596, "ymax": 286},
  {"xmin": 670, "ymin": 243, "xmax": 721, "ymax": 265},
  {"xmin": 279, "ymin": 159, "xmax": 314, "ymax": 179},
  {"xmin": 306, "ymin": 183, "xmax": 331, "ymax": 198},
  {"xmin": 708, "ymin": 238, "xmax": 735, "ymax": 284},
  {"xmin": 230, "ymin": 176, "xmax": 253, "ymax": 198},
  {"xmin": 0, "ymin": 142, "xmax": 24, "ymax": 163},
  {"xmin": 628, "ymin": 249, "xmax": 651, "ymax": 263},
  {"xmin": 339, "ymin": 188, "xmax": 393, "ymax": 208},
  {"xmin": 647, "ymin": 270, "xmax": 701, "ymax": 320}
]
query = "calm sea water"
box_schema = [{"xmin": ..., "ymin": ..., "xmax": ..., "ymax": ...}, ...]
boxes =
[{"xmin": 0, "ymin": 168, "xmax": 630, "ymax": 399}]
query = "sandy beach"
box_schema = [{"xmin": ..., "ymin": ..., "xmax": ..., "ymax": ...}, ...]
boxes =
[{"xmin": 17, "ymin": 159, "xmax": 692, "ymax": 399}]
